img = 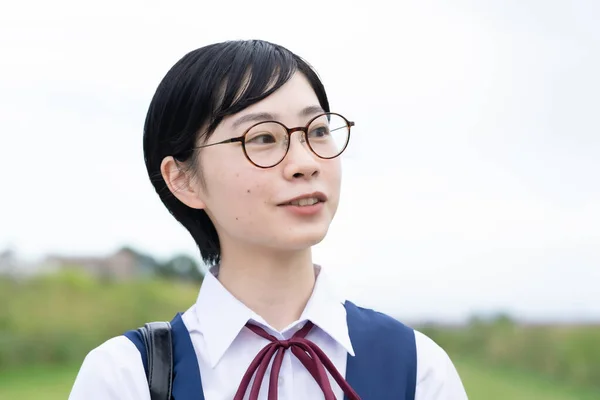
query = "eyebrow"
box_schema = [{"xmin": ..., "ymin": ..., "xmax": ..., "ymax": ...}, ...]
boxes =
[
  {"xmin": 299, "ymin": 105, "xmax": 326, "ymax": 117},
  {"xmin": 231, "ymin": 105, "xmax": 325, "ymax": 129}
]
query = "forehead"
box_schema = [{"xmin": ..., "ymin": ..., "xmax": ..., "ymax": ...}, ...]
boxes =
[{"xmin": 227, "ymin": 72, "xmax": 321, "ymax": 127}]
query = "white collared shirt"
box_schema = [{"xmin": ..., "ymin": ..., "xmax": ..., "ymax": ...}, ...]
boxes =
[{"xmin": 69, "ymin": 266, "xmax": 468, "ymax": 399}]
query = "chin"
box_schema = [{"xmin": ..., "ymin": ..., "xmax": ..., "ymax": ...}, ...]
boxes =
[
  {"xmin": 261, "ymin": 223, "xmax": 328, "ymax": 252},
  {"xmin": 283, "ymin": 226, "xmax": 330, "ymax": 250}
]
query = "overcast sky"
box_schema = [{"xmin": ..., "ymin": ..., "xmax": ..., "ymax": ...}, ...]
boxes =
[{"xmin": 1, "ymin": 0, "xmax": 598, "ymax": 323}]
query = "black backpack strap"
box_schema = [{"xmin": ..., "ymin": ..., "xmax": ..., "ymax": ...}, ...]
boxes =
[{"xmin": 137, "ymin": 321, "xmax": 173, "ymax": 400}]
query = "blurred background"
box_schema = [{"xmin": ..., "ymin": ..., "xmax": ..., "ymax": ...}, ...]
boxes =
[{"xmin": 0, "ymin": 0, "xmax": 599, "ymax": 399}]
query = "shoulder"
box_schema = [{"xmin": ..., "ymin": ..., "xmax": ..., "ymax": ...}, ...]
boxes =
[
  {"xmin": 68, "ymin": 335, "xmax": 150, "ymax": 400},
  {"xmin": 413, "ymin": 329, "xmax": 454, "ymax": 368},
  {"xmin": 345, "ymin": 302, "xmax": 468, "ymax": 398},
  {"xmin": 413, "ymin": 330, "xmax": 469, "ymax": 399}
]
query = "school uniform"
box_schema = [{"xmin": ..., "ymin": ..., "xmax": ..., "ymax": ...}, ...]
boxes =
[{"xmin": 69, "ymin": 265, "xmax": 468, "ymax": 399}]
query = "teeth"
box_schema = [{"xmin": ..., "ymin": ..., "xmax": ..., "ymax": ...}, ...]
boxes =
[{"xmin": 289, "ymin": 197, "xmax": 319, "ymax": 206}]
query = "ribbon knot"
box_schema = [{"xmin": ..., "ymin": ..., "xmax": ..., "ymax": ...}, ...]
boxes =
[{"xmin": 233, "ymin": 321, "xmax": 361, "ymax": 400}]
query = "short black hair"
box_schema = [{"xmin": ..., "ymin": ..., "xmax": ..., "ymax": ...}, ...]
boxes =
[{"xmin": 143, "ymin": 39, "xmax": 330, "ymax": 267}]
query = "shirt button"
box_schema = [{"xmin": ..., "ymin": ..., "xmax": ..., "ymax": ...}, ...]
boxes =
[{"xmin": 279, "ymin": 376, "xmax": 285, "ymax": 386}]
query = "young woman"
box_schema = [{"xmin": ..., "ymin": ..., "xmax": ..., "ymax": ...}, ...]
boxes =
[{"xmin": 69, "ymin": 39, "xmax": 468, "ymax": 400}]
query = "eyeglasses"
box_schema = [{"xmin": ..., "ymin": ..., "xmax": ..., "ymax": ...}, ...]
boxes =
[{"xmin": 192, "ymin": 112, "xmax": 354, "ymax": 168}]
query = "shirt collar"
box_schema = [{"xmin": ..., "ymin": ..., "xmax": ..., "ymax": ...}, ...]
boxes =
[
  {"xmin": 298, "ymin": 265, "xmax": 355, "ymax": 357},
  {"xmin": 191, "ymin": 264, "xmax": 354, "ymax": 368}
]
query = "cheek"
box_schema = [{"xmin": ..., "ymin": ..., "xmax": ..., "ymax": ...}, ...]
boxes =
[
  {"xmin": 325, "ymin": 160, "xmax": 343, "ymax": 187},
  {"xmin": 200, "ymin": 151, "xmax": 270, "ymax": 229},
  {"xmin": 217, "ymin": 172, "xmax": 268, "ymax": 222},
  {"xmin": 324, "ymin": 161, "xmax": 343, "ymax": 211}
]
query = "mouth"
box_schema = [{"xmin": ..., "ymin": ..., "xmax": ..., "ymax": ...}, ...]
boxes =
[{"xmin": 278, "ymin": 192, "xmax": 327, "ymax": 207}]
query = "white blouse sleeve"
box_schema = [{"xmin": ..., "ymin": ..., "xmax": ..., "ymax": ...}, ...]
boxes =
[
  {"xmin": 414, "ymin": 330, "xmax": 469, "ymax": 399},
  {"xmin": 68, "ymin": 336, "xmax": 151, "ymax": 400}
]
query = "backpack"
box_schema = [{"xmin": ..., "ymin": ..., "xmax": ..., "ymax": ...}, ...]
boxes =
[{"xmin": 137, "ymin": 322, "xmax": 173, "ymax": 400}]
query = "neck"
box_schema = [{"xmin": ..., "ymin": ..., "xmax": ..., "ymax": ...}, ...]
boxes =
[{"xmin": 217, "ymin": 246, "xmax": 316, "ymax": 331}]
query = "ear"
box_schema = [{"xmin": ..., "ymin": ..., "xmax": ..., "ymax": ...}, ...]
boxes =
[{"xmin": 160, "ymin": 156, "xmax": 207, "ymax": 209}]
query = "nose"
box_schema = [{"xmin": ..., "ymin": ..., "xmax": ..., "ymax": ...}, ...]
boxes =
[{"xmin": 282, "ymin": 131, "xmax": 320, "ymax": 180}]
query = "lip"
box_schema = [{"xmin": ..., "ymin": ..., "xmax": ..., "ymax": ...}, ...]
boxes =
[
  {"xmin": 277, "ymin": 192, "xmax": 328, "ymax": 206},
  {"xmin": 280, "ymin": 201, "xmax": 325, "ymax": 216}
]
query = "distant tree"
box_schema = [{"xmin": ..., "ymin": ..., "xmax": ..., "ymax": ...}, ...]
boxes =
[
  {"xmin": 490, "ymin": 312, "xmax": 515, "ymax": 330},
  {"xmin": 157, "ymin": 254, "xmax": 204, "ymax": 283},
  {"xmin": 467, "ymin": 315, "xmax": 485, "ymax": 328},
  {"xmin": 112, "ymin": 245, "xmax": 204, "ymax": 282},
  {"xmin": 115, "ymin": 246, "xmax": 161, "ymax": 275}
]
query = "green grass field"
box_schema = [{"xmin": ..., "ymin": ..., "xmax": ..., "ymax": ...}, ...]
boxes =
[
  {"xmin": 1, "ymin": 359, "xmax": 599, "ymax": 400},
  {"xmin": 455, "ymin": 359, "xmax": 600, "ymax": 400},
  {"xmin": 0, "ymin": 364, "xmax": 77, "ymax": 399}
]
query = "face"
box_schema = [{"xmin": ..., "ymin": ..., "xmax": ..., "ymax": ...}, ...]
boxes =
[{"xmin": 193, "ymin": 72, "xmax": 342, "ymax": 256}]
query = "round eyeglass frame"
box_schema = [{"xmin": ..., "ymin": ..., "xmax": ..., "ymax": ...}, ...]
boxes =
[{"xmin": 191, "ymin": 112, "xmax": 355, "ymax": 168}]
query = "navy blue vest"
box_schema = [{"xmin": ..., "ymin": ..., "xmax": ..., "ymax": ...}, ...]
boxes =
[{"xmin": 124, "ymin": 301, "xmax": 416, "ymax": 399}]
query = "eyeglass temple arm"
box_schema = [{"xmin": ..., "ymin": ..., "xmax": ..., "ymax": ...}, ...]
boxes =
[
  {"xmin": 195, "ymin": 136, "xmax": 244, "ymax": 150},
  {"xmin": 330, "ymin": 121, "xmax": 354, "ymax": 133}
]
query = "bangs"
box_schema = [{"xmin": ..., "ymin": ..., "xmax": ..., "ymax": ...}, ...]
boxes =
[{"xmin": 205, "ymin": 41, "xmax": 298, "ymax": 134}]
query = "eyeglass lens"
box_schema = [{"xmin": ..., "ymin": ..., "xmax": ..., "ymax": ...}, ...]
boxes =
[{"xmin": 243, "ymin": 113, "xmax": 350, "ymax": 167}]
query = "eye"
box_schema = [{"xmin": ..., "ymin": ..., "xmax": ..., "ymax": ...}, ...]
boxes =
[
  {"xmin": 246, "ymin": 132, "xmax": 278, "ymax": 145},
  {"xmin": 308, "ymin": 125, "xmax": 330, "ymax": 139}
]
